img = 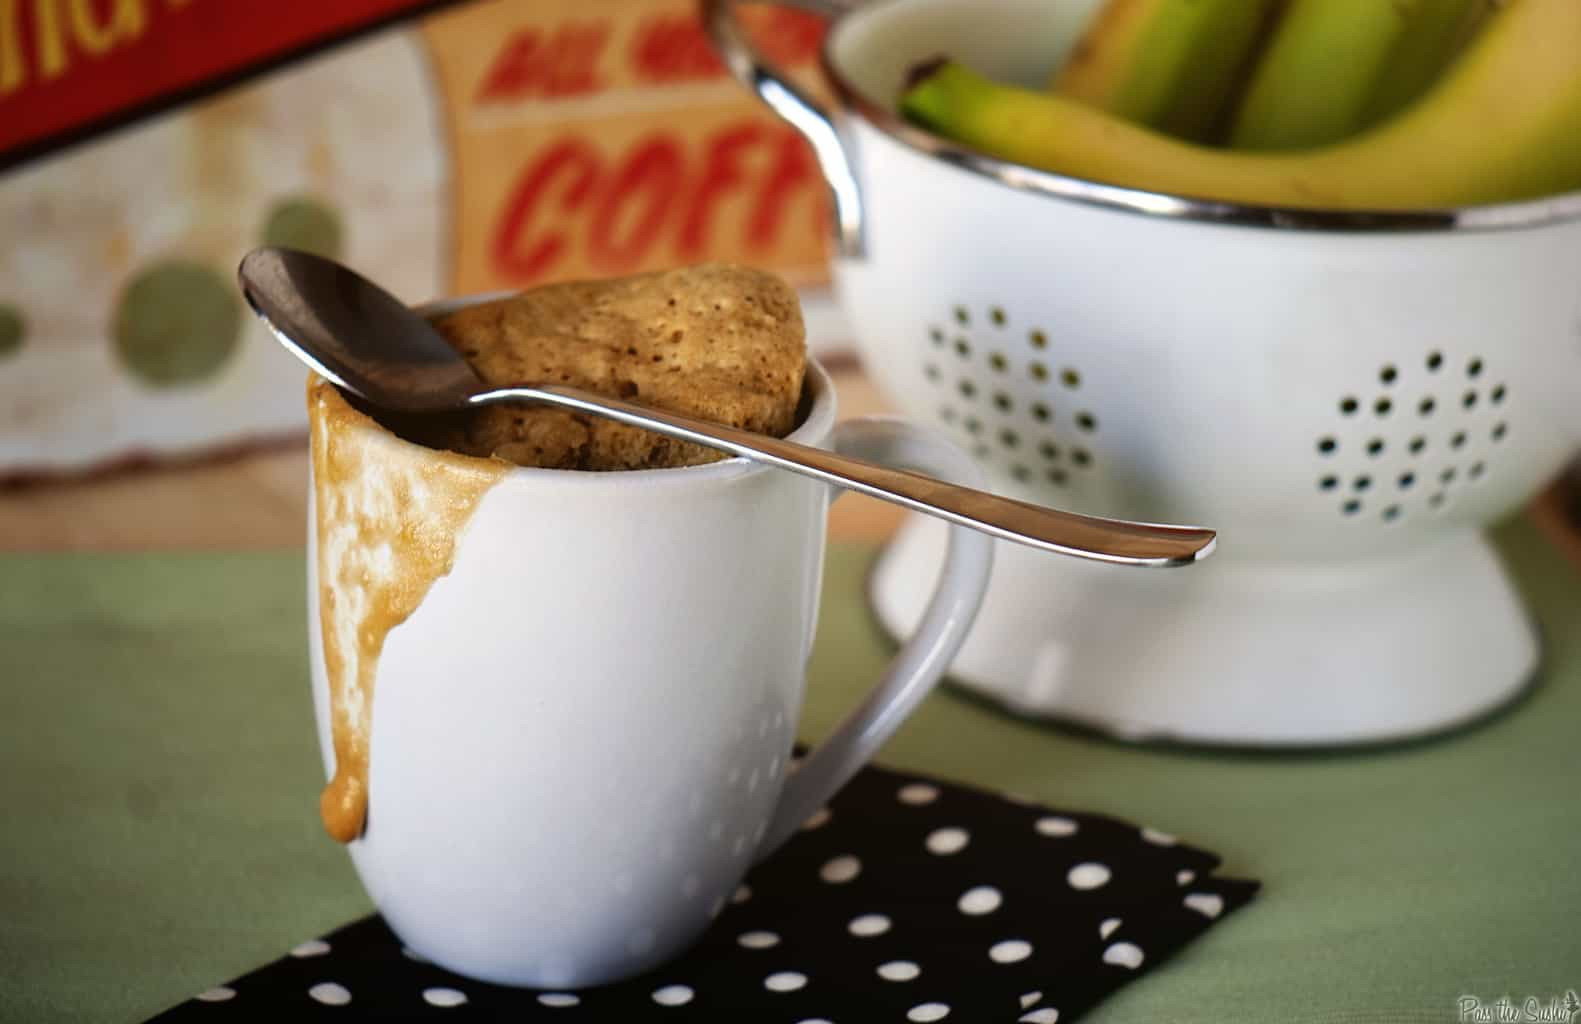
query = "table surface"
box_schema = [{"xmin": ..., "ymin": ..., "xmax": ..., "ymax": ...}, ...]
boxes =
[{"xmin": 5, "ymin": 367, "xmax": 1581, "ymax": 1024}]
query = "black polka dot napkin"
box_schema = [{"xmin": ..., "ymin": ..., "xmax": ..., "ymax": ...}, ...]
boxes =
[{"xmin": 150, "ymin": 760, "xmax": 1257, "ymax": 1023}]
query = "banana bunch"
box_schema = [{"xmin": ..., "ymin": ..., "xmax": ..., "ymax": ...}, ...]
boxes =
[{"xmin": 899, "ymin": 0, "xmax": 1581, "ymax": 209}]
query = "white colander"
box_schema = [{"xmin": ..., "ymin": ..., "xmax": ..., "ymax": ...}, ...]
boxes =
[{"xmin": 708, "ymin": 0, "xmax": 1581, "ymax": 745}]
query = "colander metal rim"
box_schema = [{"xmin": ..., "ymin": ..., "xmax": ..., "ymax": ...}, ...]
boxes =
[{"xmin": 818, "ymin": 22, "xmax": 1581, "ymax": 234}]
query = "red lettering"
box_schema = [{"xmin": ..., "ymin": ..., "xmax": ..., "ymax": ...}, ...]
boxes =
[
  {"xmin": 628, "ymin": 13, "xmax": 723, "ymax": 85},
  {"xmin": 475, "ymin": 21, "xmax": 610, "ymax": 103},
  {"xmin": 490, "ymin": 139, "xmax": 600, "ymax": 282},
  {"xmin": 588, "ymin": 135, "xmax": 683, "ymax": 271},
  {"xmin": 749, "ymin": 125, "xmax": 819, "ymax": 250},
  {"xmin": 679, "ymin": 121, "xmax": 763, "ymax": 259},
  {"xmin": 744, "ymin": 8, "xmax": 825, "ymax": 67}
]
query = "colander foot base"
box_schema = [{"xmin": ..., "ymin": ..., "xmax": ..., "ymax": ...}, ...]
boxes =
[{"xmin": 869, "ymin": 513, "xmax": 1539, "ymax": 747}]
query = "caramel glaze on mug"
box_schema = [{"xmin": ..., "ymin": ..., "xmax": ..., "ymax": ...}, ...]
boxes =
[{"xmin": 308, "ymin": 376, "xmax": 508, "ymax": 842}]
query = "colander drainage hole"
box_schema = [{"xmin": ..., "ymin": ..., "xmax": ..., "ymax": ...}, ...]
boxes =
[
  {"xmin": 1492, "ymin": 422, "xmax": 1507, "ymax": 441},
  {"xmin": 1061, "ymin": 368, "xmax": 1080, "ymax": 389},
  {"xmin": 1353, "ymin": 475, "xmax": 1372, "ymax": 492},
  {"xmin": 1450, "ymin": 431, "xmax": 1466, "ymax": 449},
  {"xmin": 1427, "ymin": 351, "xmax": 1444, "ymax": 371},
  {"xmin": 1366, "ymin": 438, "xmax": 1385, "ymax": 457},
  {"xmin": 1071, "ymin": 448, "xmax": 1092, "ymax": 467},
  {"xmin": 964, "ymin": 416, "xmax": 982, "ymax": 435},
  {"xmin": 1429, "ymin": 492, "xmax": 1447, "ymax": 509},
  {"xmin": 1319, "ymin": 475, "xmax": 1339, "ymax": 492},
  {"xmin": 1340, "ymin": 397, "xmax": 1359, "ymax": 415},
  {"xmin": 1075, "ymin": 411, "xmax": 1097, "ymax": 432},
  {"xmin": 1463, "ymin": 390, "xmax": 1478, "ymax": 409},
  {"xmin": 1441, "ymin": 467, "xmax": 1456, "ymax": 484},
  {"xmin": 989, "ymin": 352, "xmax": 1007, "ymax": 372},
  {"xmin": 1409, "ymin": 436, "xmax": 1427, "ymax": 455},
  {"xmin": 954, "ymin": 338, "xmax": 971, "ymax": 357},
  {"xmin": 1030, "ymin": 361, "xmax": 1049, "ymax": 381},
  {"xmin": 929, "ymin": 327, "xmax": 944, "ymax": 346},
  {"xmin": 1379, "ymin": 364, "xmax": 1398, "ymax": 385},
  {"xmin": 1031, "ymin": 402, "xmax": 1051, "ymax": 423},
  {"xmin": 1492, "ymin": 384, "xmax": 1507, "ymax": 404},
  {"xmin": 1342, "ymin": 500, "xmax": 1362, "ymax": 515},
  {"xmin": 1039, "ymin": 441, "xmax": 1060, "ymax": 461},
  {"xmin": 1419, "ymin": 397, "xmax": 1436, "ymax": 416},
  {"xmin": 954, "ymin": 306, "xmax": 969, "ymax": 326},
  {"xmin": 1398, "ymin": 472, "xmax": 1415, "ymax": 489},
  {"xmin": 1029, "ymin": 329, "xmax": 1048, "ymax": 350},
  {"xmin": 999, "ymin": 429, "xmax": 1020, "ymax": 449},
  {"xmin": 993, "ymin": 392, "xmax": 1012, "ymax": 412},
  {"xmin": 990, "ymin": 307, "xmax": 1007, "ymax": 327},
  {"xmin": 1374, "ymin": 397, "xmax": 1392, "ymax": 416},
  {"xmin": 1318, "ymin": 437, "xmax": 1338, "ymax": 455},
  {"xmin": 1011, "ymin": 464, "xmax": 1030, "ymax": 482},
  {"xmin": 1047, "ymin": 468, "xmax": 1068, "ymax": 486},
  {"xmin": 958, "ymin": 379, "xmax": 976, "ymax": 399},
  {"xmin": 924, "ymin": 364, "xmax": 940, "ymax": 381},
  {"xmin": 1470, "ymin": 461, "xmax": 1486, "ymax": 480},
  {"xmin": 1467, "ymin": 357, "xmax": 1483, "ymax": 378},
  {"xmin": 1382, "ymin": 504, "xmax": 1402, "ymax": 522}
]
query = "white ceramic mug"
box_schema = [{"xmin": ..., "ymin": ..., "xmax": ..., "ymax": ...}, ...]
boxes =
[{"xmin": 306, "ymin": 317, "xmax": 993, "ymax": 988}]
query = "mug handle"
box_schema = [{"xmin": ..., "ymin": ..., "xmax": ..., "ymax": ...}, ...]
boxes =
[
  {"xmin": 701, "ymin": 0, "xmax": 866, "ymax": 259},
  {"xmin": 757, "ymin": 417, "xmax": 994, "ymax": 857}
]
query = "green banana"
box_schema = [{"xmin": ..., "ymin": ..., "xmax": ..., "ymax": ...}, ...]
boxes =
[
  {"xmin": 1360, "ymin": 0, "xmax": 1493, "ymax": 128},
  {"xmin": 1230, "ymin": 0, "xmax": 1418, "ymax": 150},
  {"xmin": 1051, "ymin": 0, "xmax": 1283, "ymax": 142},
  {"xmin": 898, "ymin": 0, "xmax": 1581, "ymax": 210}
]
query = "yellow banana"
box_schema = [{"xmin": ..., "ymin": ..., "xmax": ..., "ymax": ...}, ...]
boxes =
[
  {"xmin": 1361, "ymin": 0, "xmax": 1493, "ymax": 128},
  {"xmin": 1230, "ymin": 0, "xmax": 1417, "ymax": 150},
  {"xmin": 1051, "ymin": 0, "xmax": 1282, "ymax": 142},
  {"xmin": 898, "ymin": 0, "xmax": 1581, "ymax": 210}
]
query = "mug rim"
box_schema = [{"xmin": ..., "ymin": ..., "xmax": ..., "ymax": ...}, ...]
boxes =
[
  {"xmin": 817, "ymin": 0, "xmax": 1581, "ymax": 234},
  {"xmin": 323, "ymin": 293, "xmax": 838, "ymax": 489}
]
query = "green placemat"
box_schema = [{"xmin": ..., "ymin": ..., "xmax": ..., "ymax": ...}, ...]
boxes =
[{"xmin": 2, "ymin": 518, "xmax": 1578, "ymax": 1024}]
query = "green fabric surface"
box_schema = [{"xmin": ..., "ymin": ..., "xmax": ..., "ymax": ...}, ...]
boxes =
[{"xmin": 2, "ymin": 519, "xmax": 1578, "ymax": 1023}]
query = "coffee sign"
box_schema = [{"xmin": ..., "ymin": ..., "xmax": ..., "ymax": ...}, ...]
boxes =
[{"xmin": 0, "ymin": 0, "xmax": 835, "ymax": 479}]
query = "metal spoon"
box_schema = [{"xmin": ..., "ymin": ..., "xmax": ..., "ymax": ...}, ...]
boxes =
[{"xmin": 238, "ymin": 248, "xmax": 1214, "ymax": 567}]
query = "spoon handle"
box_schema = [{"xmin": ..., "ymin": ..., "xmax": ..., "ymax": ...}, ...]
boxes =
[{"xmin": 472, "ymin": 384, "xmax": 1214, "ymax": 568}]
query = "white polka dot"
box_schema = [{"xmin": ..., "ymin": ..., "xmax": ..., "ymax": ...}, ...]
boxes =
[
  {"xmin": 1020, "ymin": 990, "xmax": 1043, "ymax": 1009},
  {"xmin": 1177, "ymin": 869, "xmax": 1196, "ymax": 886},
  {"xmin": 733, "ymin": 884, "xmax": 752, "ymax": 904},
  {"xmin": 820, "ymin": 855, "xmax": 861, "ymax": 883},
  {"xmin": 989, "ymin": 939, "xmax": 1033, "ymax": 964},
  {"xmin": 538, "ymin": 993, "xmax": 581, "ymax": 1007},
  {"xmin": 1020, "ymin": 1009, "xmax": 1060, "ymax": 1023},
  {"xmin": 1184, "ymin": 892, "xmax": 1225, "ymax": 918},
  {"xmin": 1141, "ymin": 827, "xmax": 1177, "ymax": 846},
  {"xmin": 925, "ymin": 827, "xmax": 970, "ymax": 855},
  {"xmin": 652, "ymin": 984, "xmax": 694, "ymax": 1006},
  {"xmin": 957, "ymin": 885, "xmax": 1002, "ymax": 915},
  {"xmin": 765, "ymin": 971, "xmax": 808, "ymax": 992},
  {"xmin": 1067, "ymin": 862, "xmax": 1111, "ymax": 890},
  {"xmin": 195, "ymin": 987, "xmax": 234, "ymax": 1002},
  {"xmin": 908, "ymin": 1002, "xmax": 951, "ymax": 1022},
  {"xmin": 290, "ymin": 939, "xmax": 330, "ymax": 958},
  {"xmin": 898, "ymin": 783, "xmax": 939, "ymax": 805},
  {"xmin": 1035, "ymin": 816, "xmax": 1078, "ymax": 837},
  {"xmin": 423, "ymin": 987, "xmax": 467, "ymax": 1008},
  {"xmin": 400, "ymin": 946, "xmax": 429, "ymax": 963},
  {"xmin": 802, "ymin": 807, "xmax": 832, "ymax": 830},
  {"xmin": 1099, "ymin": 917, "xmax": 1122, "ymax": 939},
  {"xmin": 308, "ymin": 982, "xmax": 351, "ymax": 1006},
  {"xmin": 738, "ymin": 930, "xmax": 780, "ymax": 949},
  {"xmin": 1103, "ymin": 941, "xmax": 1145, "ymax": 969},
  {"xmin": 848, "ymin": 913, "xmax": 891, "ymax": 937},
  {"xmin": 877, "ymin": 960, "xmax": 921, "ymax": 981}
]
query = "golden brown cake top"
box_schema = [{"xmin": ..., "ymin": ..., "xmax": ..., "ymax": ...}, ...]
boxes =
[{"xmin": 425, "ymin": 264, "xmax": 806, "ymax": 470}]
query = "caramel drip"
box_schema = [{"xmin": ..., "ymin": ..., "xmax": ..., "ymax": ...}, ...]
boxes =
[{"xmin": 308, "ymin": 377, "xmax": 507, "ymax": 842}]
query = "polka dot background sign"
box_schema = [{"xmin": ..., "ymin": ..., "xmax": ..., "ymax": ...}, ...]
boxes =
[{"xmin": 148, "ymin": 761, "xmax": 1256, "ymax": 1022}]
